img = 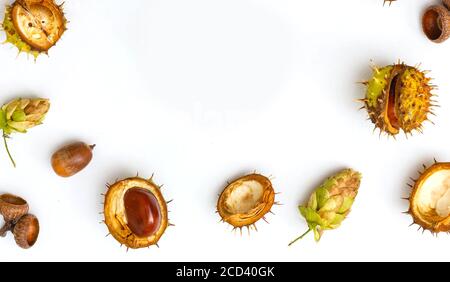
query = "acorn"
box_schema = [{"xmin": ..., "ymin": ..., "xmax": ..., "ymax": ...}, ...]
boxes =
[
  {"xmin": 103, "ymin": 176, "xmax": 171, "ymax": 249},
  {"xmin": 217, "ymin": 173, "xmax": 276, "ymax": 232},
  {"xmin": 12, "ymin": 214, "xmax": 39, "ymax": 249},
  {"xmin": 422, "ymin": 5, "xmax": 450, "ymax": 43},
  {"xmin": 51, "ymin": 142, "xmax": 95, "ymax": 177},
  {"xmin": 0, "ymin": 193, "xmax": 29, "ymax": 222}
]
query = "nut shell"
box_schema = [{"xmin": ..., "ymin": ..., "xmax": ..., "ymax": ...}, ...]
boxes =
[
  {"xmin": 409, "ymin": 162, "xmax": 450, "ymax": 233},
  {"xmin": 103, "ymin": 177, "xmax": 168, "ymax": 249},
  {"xmin": 11, "ymin": 0, "xmax": 66, "ymax": 51},
  {"xmin": 13, "ymin": 214, "xmax": 39, "ymax": 249},
  {"xmin": 217, "ymin": 174, "xmax": 275, "ymax": 228},
  {"xmin": 0, "ymin": 194, "xmax": 29, "ymax": 222},
  {"xmin": 422, "ymin": 5, "xmax": 450, "ymax": 43}
]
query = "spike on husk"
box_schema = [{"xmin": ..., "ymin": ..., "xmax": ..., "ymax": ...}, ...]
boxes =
[
  {"xmin": 360, "ymin": 62, "xmax": 436, "ymax": 137},
  {"xmin": 2, "ymin": 0, "xmax": 67, "ymax": 60},
  {"xmin": 383, "ymin": 0, "xmax": 396, "ymax": 6},
  {"xmin": 217, "ymin": 173, "xmax": 276, "ymax": 232},
  {"xmin": 407, "ymin": 162, "xmax": 450, "ymax": 234},
  {"xmin": 103, "ymin": 176, "xmax": 171, "ymax": 249}
]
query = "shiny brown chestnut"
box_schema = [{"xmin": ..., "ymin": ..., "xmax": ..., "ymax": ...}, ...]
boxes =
[
  {"xmin": 124, "ymin": 188, "xmax": 161, "ymax": 237},
  {"xmin": 51, "ymin": 142, "xmax": 95, "ymax": 177}
]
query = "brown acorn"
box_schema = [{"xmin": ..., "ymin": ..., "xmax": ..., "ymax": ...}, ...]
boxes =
[
  {"xmin": 12, "ymin": 214, "xmax": 39, "ymax": 249},
  {"xmin": 422, "ymin": 5, "xmax": 450, "ymax": 43},
  {"xmin": 0, "ymin": 193, "xmax": 29, "ymax": 222},
  {"xmin": 217, "ymin": 173, "xmax": 276, "ymax": 232},
  {"xmin": 51, "ymin": 142, "xmax": 95, "ymax": 177}
]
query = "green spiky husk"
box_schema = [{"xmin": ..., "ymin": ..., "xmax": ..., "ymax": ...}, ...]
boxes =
[
  {"xmin": 364, "ymin": 63, "xmax": 434, "ymax": 136},
  {"xmin": 2, "ymin": 6, "xmax": 39, "ymax": 59},
  {"xmin": 2, "ymin": 2, "xmax": 68, "ymax": 59}
]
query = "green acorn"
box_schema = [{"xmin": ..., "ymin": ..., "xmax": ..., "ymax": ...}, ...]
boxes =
[
  {"xmin": 289, "ymin": 169, "xmax": 361, "ymax": 245},
  {"xmin": 0, "ymin": 98, "xmax": 50, "ymax": 167}
]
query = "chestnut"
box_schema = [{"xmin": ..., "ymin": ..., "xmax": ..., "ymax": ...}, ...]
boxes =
[
  {"xmin": 124, "ymin": 188, "xmax": 162, "ymax": 237},
  {"xmin": 103, "ymin": 177, "xmax": 171, "ymax": 249},
  {"xmin": 51, "ymin": 142, "xmax": 95, "ymax": 177}
]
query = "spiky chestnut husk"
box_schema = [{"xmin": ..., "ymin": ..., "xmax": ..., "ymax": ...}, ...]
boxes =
[
  {"xmin": 217, "ymin": 174, "xmax": 276, "ymax": 232},
  {"xmin": 103, "ymin": 176, "xmax": 170, "ymax": 250},
  {"xmin": 407, "ymin": 162, "xmax": 450, "ymax": 234},
  {"xmin": 422, "ymin": 5, "xmax": 450, "ymax": 43},
  {"xmin": 2, "ymin": 0, "xmax": 67, "ymax": 59},
  {"xmin": 360, "ymin": 62, "xmax": 436, "ymax": 137}
]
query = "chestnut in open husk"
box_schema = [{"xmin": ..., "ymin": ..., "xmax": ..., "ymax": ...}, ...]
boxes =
[{"xmin": 103, "ymin": 176, "xmax": 172, "ymax": 249}]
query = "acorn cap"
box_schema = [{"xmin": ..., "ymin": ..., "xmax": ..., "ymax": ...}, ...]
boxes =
[
  {"xmin": 0, "ymin": 194, "xmax": 29, "ymax": 222},
  {"xmin": 13, "ymin": 214, "xmax": 39, "ymax": 249},
  {"xmin": 422, "ymin": 5, "xmax": 450, "ymax": 43},
  {"xmin": 443, "ymin": 0, "xmax": 450, "ymax": 10}
]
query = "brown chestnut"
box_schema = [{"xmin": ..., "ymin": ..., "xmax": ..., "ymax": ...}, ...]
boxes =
[
  {"xmin": 0, "ymin": 194, "xmax": 29, "ymax": 222},
  {"xmin": 13, "ymin": 214, "xmax": 39, "ymax": 249},
  {"xmin": 124, "ymin": 188, "xmax": 161, "ymax": 237},
  {"xmin": 51, "ymin": 142, "xmax": 95, "ymax": 177}
]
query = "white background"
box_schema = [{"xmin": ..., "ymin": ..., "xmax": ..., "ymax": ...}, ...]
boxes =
[{"xmin": 0, "ymin": 0, "xmax": 449, "ymax": 262}]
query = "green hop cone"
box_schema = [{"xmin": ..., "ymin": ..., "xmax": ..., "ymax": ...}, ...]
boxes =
[
  {"xmin": 289, "ymin": 169, "xmax": 362, "ymax": 245},
  {"xmin": 0, "ymin": 98, "xmax": 50, "ymax": 167}
]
